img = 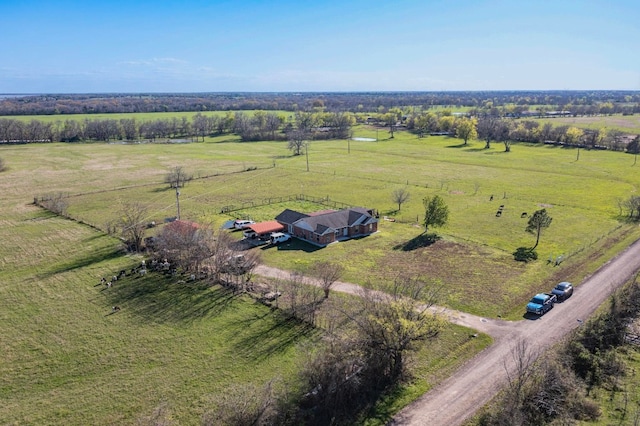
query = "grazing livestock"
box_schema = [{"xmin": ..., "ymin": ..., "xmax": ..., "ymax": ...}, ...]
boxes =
[
  {"xmin": 112, "ymin": 306, "xmax": 121, "ymax": 312},
  {"xmin": 521, "ymin": 212, "xmax": 528, "ymax": 218}
]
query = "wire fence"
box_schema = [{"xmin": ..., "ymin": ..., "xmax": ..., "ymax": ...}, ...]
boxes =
[{"xmin": 220, "ymin": 193, "xmax": 354, "ymax": 214}]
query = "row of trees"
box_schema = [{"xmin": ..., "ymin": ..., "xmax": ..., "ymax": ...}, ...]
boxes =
[
  {"xmin": 0, "ymin": 110, "xmax": 356, "ymax": 144},
  {"xmin": 3, "ymin": 91, "xmax": 639, "ymax": 116},
  {"xmin": 381, "ymin": 109, "xmax": 638, "ymax": 152},
  {"xmin": 198, "ymin": 273, "xmax": 446, "ymax": 425}
]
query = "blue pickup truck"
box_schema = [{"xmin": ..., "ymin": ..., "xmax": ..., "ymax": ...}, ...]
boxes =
[{"xmin": 526, "ymin": 293, "xmax": 557, "ymax": 316}]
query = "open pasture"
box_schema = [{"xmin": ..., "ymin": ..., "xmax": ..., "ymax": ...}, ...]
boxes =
[
  {"xmin": 528, "ymin": 114, "xmax": 640, "ymax": 134},
  {"xmin": 3, "ymin": 129, "xmax": 639, "ymax": 317},
  {"xmin": 0, "ymin": 109, "xmax": 294, "ymax": 124},
  {"xmin": 2, "ymin": 128, "xmax": 639, "ymax": 423},
  {"xmin": 0, "ymin": 206, "xmax": 486, "ymax": 424}
]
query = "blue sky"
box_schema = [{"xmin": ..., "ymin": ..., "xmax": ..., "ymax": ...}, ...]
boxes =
[{"xmin": 1, "ymin": 0, "xmax": 638, "ymax": 93}]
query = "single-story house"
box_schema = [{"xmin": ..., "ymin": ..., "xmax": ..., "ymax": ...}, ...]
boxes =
[{"xmin": 275, "ymin": 207, "xmax": 378, "ymax": 246}]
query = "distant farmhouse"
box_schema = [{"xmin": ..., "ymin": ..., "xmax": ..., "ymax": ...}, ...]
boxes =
[{"xmin": 275, "ymin": 207, "xmax": 378, "ymax": 246}]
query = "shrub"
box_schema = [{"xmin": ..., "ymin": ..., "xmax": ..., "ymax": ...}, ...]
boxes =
[{"xmin": 513, "ymin": 247, "xmax": 538, "ymax": 262}]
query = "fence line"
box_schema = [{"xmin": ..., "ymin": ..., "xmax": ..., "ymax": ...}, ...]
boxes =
[{"xmin": 220, "ymin": 193, "xmax": 355, "ymax": 214}]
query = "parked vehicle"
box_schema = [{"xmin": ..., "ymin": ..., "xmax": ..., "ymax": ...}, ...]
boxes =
[
  {"xmin": 551, "ymin": 281, "xmax": 573, "ymax": 301},
  {"xmin": 526, "ymin": 293, "xmax": 557, "ymax": 315},
  {"xmin": 243, "ymin": 229, "xmax": 257, "ymax": 239},
  {"xmin": 270, "ymin": 232, "xmax": 291, "ymax": 244},
  {"xmin": 234, "ymin": 220, "xmax": 255, "ymax": 230}
]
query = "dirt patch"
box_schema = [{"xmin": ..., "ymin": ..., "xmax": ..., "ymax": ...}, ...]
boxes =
[{"xmin": 382, "ymin": 240, "xmax": 526, "ymax": 315}]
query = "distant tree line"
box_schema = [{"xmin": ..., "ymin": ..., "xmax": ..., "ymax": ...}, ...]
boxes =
[
  {"xmin": 0, "ymin": 110, "xmax": 355, "ymax": 144},
  {"xmin": 1, "ymin": 91, "xmax": 639, "ymax": 116},
  {"xmin": 388, "ymin": 109, "xmax": 637, "ymax": 152}
]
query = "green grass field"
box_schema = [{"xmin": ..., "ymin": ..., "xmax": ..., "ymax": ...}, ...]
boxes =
[
  {"xmin": 527, "ymin": 114, "xmax": 640, "ymax": 134},
  {"xmin": 0, "ymin": 129, "xmax": 496, "ymax": 424},
  {"xmin": 2, "ymin": 125, "xmax": 640, "ymax": 423},
  {"xmin": 3, "ymin": 128, "xmax": 640, "ymax": 317},
  {"xmin": 0, "ymin": 110, "xmax": 293, "ymax": 124}
]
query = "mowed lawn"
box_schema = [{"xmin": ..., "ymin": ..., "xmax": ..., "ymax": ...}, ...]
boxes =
[{"xmin": 0, "ymin": 136, "xmax": 491, "ymax": 424}]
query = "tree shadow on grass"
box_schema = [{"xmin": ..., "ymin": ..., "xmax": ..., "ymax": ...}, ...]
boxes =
[
  {"xmin": 446, "ymin": 143, "xmax": 467, "ymax": 148},
  {"xmin": 231, "ymin": 310, "xmax": 317, "ymax": 361},
  {"xmin": 39, "ymin": 243, "xmax": 125, "ymax": 278},
  {"xmin": 393, "ymin": 232, "xmax": 441, "ymax": 251},
  {"xmin": 105, "ymin": 273, "xmax": 239, "ymax": 324}
]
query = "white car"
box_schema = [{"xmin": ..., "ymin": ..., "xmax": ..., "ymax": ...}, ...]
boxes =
[
  {"xmin": 234, "ymin": 220, "xmax": 255, "ymax": 230},
  {"xmin": 270, "ymin": 232, "xmax": 291, "ymax": 244},
  {"xmin": 243, "ymin": 229, "xmax": 257, "ymax": 239}
]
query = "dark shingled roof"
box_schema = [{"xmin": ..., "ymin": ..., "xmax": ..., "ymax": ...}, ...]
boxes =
[
  {"xmin": 294, "ymin": 207, "xmax": 376, "ymax": 235},
  {"xmin": 275, "ymin": 208, "xmax": 309, "ymax": 225}
]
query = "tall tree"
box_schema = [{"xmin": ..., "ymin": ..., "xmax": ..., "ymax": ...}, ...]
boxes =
[
  {"xmin": 391, "ymin": 187, "xmax": 411, "ymax": 211},
  {"xmin": 351, "ymin": 276, "xmax": 445, "ymax": 379},
  {"xmin": 564, "ymin": 126, "xmax": 584, "ymax": 145},
  {"xmin": 116, "ymin": 201, "xmax": 149, "ymax": 252},
  {"xmin": 164, "ymin": 166, "xmax": 193, "ymax": 189},
  {"xmin": 310, "ymin": 261, "xmax": 345, "ymax": 299},
  {"xmin": 455, "ymin": 117, "xmax": 478, "ymax": 145},
  {"xmin": 477, "ymin": 116, "xmax": 498, "ymax": 149},
  {"xmin": 526, "ymin": 209, "xmax": 552, "ymax": 250},
  {"xmin": 287, "ymin": 128, "xmax": 308, "ymax": 156},
  {"xmin": 422, "ymin": 195, "xmax": 449, "ymax": 234}
]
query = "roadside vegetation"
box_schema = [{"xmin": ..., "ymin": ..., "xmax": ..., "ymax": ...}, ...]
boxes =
[{"xmin": 473, "ymin": 275, "xmax": 640, "ymax": 426}]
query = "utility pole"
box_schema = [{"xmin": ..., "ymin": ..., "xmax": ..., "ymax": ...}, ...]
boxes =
[
  {"xmin": 175, "ymin": 187, "xmax": 181, "ymax": 220},
  {"xmin": 305, "ymin": 141, "xmax": 309, "ymax": 172}
]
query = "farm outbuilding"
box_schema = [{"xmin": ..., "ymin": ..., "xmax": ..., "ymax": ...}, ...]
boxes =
[{"xmin": 245, "ymin": 220, "xmax": 284, "ymax": 239}]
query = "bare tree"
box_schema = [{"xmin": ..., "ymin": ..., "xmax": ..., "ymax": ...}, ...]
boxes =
[
  {"xmin": 282, "ymin": 272, "xmax": 323, "ymax": 324},
  {"xmin": 116, "ymin": 201, "xmax": 149, "ymax": 252},
  {"xmin": 164, "ymin": 166, "xmax": 193, "ymax": 189},
  {"xmin": 391, "ymin": 187, "xmax": 411, "ymax": 212},
  {"xmin": 220, "ymin": 249, "xmax": 262, "ymax": 293},
  {"xmin": 154, "ymin": 220, "xmax": 215, "ymax": 272},
  {"xmin": 310, "ymin": 261, "xmax": 345, "ymax": 299},
  {"xmin": 37, "ymin": 192, "xmax": 69, "ymax": 216},
  {"xmin": 297, "ymin": 335, "xmax": 365, "ymax": 423},
  {"xmin": 287, "ymin": 128, "xmax": 308, "ymax": 156},
  {"xmin": 477, "ymin": 115, "xmax": 498, "ymax": 149},
  {"xmin": 202, "ymin": 380, "xmax": 280, "ymax": 426}
]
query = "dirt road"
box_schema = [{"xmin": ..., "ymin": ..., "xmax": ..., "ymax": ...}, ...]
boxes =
[
  {"xmin": 392, "ymin": 236, "xmax": 640, "ymax": 425},
  {"xmin": 256, "ymin": 235, "xmax": 640, "ymax": 425}
]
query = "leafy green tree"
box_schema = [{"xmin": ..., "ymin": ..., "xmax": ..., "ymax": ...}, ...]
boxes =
[
  {"xmin": 526, "ymin": 209, "xmax": 552, "ymax": 250},
  {"xmin": 423, "ymin": 195, "xmax": 449, "ymax": 233},
  {"xmin": 455, "ymin": 117, "xmax": 478, "ymax": 145}
]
